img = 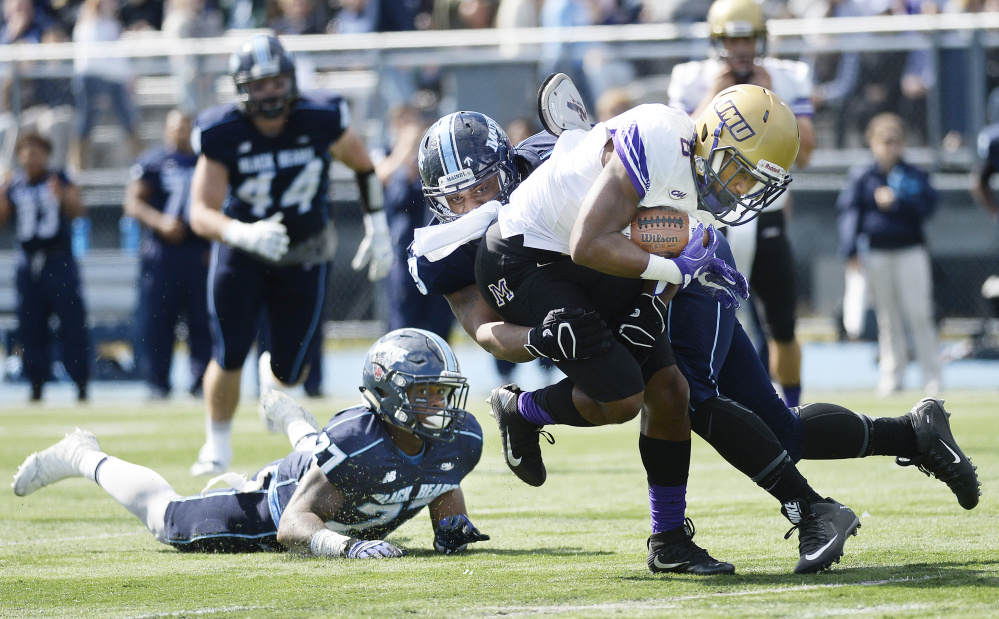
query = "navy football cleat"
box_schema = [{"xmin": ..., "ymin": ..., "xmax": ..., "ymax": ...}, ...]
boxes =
[
  {"xmin": 896, "ymin": 397, "xmax": 981, "ymax": 510},
  {"xmin": 782, "ymin": 498, "xmax": 860, "ymax": 574},
  {"xmin": 489, "ymin": 383, "xmax": 552, "ymax": 487},
  {"xmin": 647, "ymin": 518, "xmax": 735, "ymax": 575}
]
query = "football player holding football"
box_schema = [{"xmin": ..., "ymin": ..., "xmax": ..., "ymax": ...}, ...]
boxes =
[
  {"xmin": 188, "ymin": 35, "xmax": 392, "ymax": 477},
  {"xmin": 668, "ymin": 0, "xmax": 817, "ymax": 408},
  {"xmin": 12, "ymin": 329, "xmax": 490, "ymax": 559},
  {"xmin": 412, "ymin": 84, "xmax": 751, "ymax": 576},
  {"xmin": 414, "ymin": 77, "xmax": 980, "ymax": 575}
]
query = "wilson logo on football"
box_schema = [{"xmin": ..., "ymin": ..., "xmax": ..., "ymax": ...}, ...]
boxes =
[{"xmin": 640, "ymin": 233, "xmax": 680, "ymax": 245}]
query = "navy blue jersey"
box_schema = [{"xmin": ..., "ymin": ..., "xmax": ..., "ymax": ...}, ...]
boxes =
[
  {"xmin": 270, "ymin": 405, "xmax": 483, "ymax": 540},
  {"xmin": 193, "ymin": 93, "xmax": 350, "ymax": 243},
  {"xmin": 130, "ymin": 146, "xmax": 208, "ymax": 259},
  {"xmin": 977, "ymin": 123, "xmax": 999, "ymax": 170},
  {"xmin": 5, "ymin": 170, "xmax": 74, "ymax": 254},
  {"xmin": 408, "ymin": 130, "xmax": 557, "ymax": 296}
]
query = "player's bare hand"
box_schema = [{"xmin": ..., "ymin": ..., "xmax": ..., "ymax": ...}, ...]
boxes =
[
  {"xmin": 157, "ymin": 215, "xmax": 187, "ymax": 244},
  {"xmin": 46, "ymin": 175, "xmax": 65, "ymax": 204},
  {"xmin": 874, "ymin": 186, "xmax": 896, "ymax": 211}
]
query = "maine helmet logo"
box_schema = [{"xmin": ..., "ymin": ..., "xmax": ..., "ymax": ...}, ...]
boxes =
[{"xmin": 713, "ymin": 98, "xmax": 756, "ymax": 142}]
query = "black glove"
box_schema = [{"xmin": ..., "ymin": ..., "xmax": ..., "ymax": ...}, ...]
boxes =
[
  {"xmin": 611, "ymin": 293, "xmax": 668, "ymax": 363},
  {"xmin": 434, "ymin": 515, "xmax": 490, "ymax": 554},
  {"xmin": 525, "ymin": 307, "xmax": 612, "ymax": 362}
]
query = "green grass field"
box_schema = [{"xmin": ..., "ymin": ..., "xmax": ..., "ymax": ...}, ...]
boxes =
[{"xmin": 1, "ymin": 390, "xmax": 996, "ymax": 618}]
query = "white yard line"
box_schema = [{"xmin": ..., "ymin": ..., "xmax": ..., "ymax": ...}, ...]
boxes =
[{"xmin": 474, "ymin": 576, "xmax": 939, "ymax": 617}]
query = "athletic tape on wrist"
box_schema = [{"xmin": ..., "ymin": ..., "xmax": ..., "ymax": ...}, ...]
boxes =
[{"xmin": 640, "ymin": 254, "xmax": 682, "ymax": 284}]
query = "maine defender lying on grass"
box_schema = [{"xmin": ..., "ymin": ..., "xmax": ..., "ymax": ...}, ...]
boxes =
[{"xmin": 11, "ymin": 328, "xmax": 489, "ymax": 559}]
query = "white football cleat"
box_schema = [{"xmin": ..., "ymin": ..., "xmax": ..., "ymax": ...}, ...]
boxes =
[
  {"xmin": 259, "ymin": 390, "xmax": 319, "ymax": 435},
  {"xmin": 189, "ymin": 442, "xmax": 231, "ymax": 477},
  {"xmin": 538, "ymin": 72, "xmax": 592, "ymax": 136},
  {"xmin": 12, "ymin": 428, "xmax": 100, "ymax": 496},
  {"xmin": 258, "ymin": 350, "xmax": 279, "ymax": 397}
]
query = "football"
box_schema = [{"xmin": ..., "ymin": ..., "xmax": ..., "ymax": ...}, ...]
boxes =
[{"xmin": 630, "ymin": 206, "xmax": 691, "ymax": 258}]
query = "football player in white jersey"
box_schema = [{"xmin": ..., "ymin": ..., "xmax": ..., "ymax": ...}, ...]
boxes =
[
  {"xmin": 668, "ymin": 0, "xmax": 816, "ymax": 408},
  {"xmin": 475, "ymin": 84, "xmax": 824, "ymax": 574}
]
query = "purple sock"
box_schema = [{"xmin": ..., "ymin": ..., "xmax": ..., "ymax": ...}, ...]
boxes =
[
  {"xmin": 649, "ymin": 483, "xmax": 687, "ymax": 534},
  {"xmin": 783, "ymin": 385, "xmax": 801, "ymax": 408},
  {"xmin": 518, "ymin": 391, "xmax": 555, "ymax": 426}
]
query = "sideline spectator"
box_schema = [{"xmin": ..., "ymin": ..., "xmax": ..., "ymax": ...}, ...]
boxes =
[
  {"xmin": 120, "ymin": 0, "xmax": 164, "ymax": 30},
  {"xmin": 837, "ymin": 113, "xmax": 941, "ymax": 396},
  {"xmin": 0, "ymin": 132, "xmax": 90, "ymax": 402},
  {"xmin": 161, "ymin": 0, "xmax": 224, "ymax": 114},
  {"xmin": 125, "ymin": 109, "xmax": 211, "ymax": 400},
  {"xmin": 269, "ymin": 0, "xmax": 328, "ymax": 33},
  {"xmin": 0, "ymin": 0, "xmax": 57, "ymax": 44},
  {"xmin": 0, "ymin": 25, "xmax": 75, "ymax": 176},
  {"xmin": 70, "ymin": 0, "xmax": 143, "ymax": 170}
]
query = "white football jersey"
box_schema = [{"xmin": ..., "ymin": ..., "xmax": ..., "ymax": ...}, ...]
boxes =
[
  {"xmin": 668, "ymin": 57, "xmax": 813, "ymax": 215},
  {"xmin": 499, "ymin": 104, "xmax": 707, "ymax": 254},
  {"xmin": 668, "ymin": 57, "xmax": 814, "ymax": 118}
]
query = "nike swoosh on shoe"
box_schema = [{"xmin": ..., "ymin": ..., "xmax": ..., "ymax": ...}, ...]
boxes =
[
  {"xmin": 804, "ymin": 534, "xmax": 839, "ymax": 561},
  {"xmin": 940, "ymin": 440, "xmax": 961, "ymax": 464},
  {"xmin": 653, "ymin": 557, "xmax": 687, "ymax": 570},
  {"xmin": 504, "ymin": 435, "xmax": 522, "ymax": 466}
]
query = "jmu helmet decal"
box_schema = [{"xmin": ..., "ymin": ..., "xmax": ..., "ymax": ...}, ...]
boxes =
[{"xmin": 713, "ymin": 98, "xmax": 757, "ymax": 143}]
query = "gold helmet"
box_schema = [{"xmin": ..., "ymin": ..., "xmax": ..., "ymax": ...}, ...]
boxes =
[
  {"xmin": 692, "ymin": 84, "xmax": 799, "ymax": 226},
  {"xmin": 707, "ymin": 0, "xmax": 767, "ymax": 61}
]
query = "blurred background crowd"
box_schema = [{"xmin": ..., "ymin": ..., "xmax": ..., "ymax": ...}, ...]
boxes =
[{"xmin": 2, "ymin": 0, "xmax": 999, "ymax": 399}]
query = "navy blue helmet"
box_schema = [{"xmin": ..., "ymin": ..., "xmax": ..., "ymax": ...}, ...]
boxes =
[
  {"xmin": 419, "ymin": 111, "xmax": 518, "ymax": 223},
  {"xmin": 360, "ymin": 328, "xmax": 469, "ymax": 442},
  {"xmin": 229, "ymin": 34, "xmax": 299, "ymax": 119}
]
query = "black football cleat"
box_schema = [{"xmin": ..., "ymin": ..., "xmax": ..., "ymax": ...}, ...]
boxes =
[
  {"xmin": 647, "ymin": 518, "xmax": 735, "ymax": 575},
  {"xmin": 489, "ymin": 383, "xmax": 552, "ymax": 487},
  {"xmin": 896, "ymin": 397, "xmax": 981, "ymax": 510},
  {"xmin": 782, "ymin": 498, "xmax": 860, "ymax": 574}
]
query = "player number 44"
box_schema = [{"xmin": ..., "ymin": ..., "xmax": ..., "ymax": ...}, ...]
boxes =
[{"xmin": 237, "ymin": 159, "xmax": 324, "ymax": 218}]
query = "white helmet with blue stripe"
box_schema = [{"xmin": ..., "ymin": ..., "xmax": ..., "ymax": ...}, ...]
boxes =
[{"xmin": 418, "ymin": 111, "xmax": 518, "ymax": 223}]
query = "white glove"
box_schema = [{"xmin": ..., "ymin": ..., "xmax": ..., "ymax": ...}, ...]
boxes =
[
  {"xmin": 222, "ymin": 212, "xmax": 289, "ymax": 262},
  {"xmin": 351, "ymin": 211, "xmax": 392, "ymax": 282},
  {"xmin": 347, "ymin": 539, "xmax": 405, "ymax": 559}
]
